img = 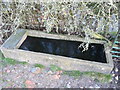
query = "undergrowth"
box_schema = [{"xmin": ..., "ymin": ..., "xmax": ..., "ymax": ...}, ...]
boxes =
[{"xmin": 0, "ymin": 1, "xmax": 118, "ymax": 51}]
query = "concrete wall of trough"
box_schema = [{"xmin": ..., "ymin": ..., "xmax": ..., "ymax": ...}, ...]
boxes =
[{"xmin": 1, "ymin": 29, "xmax": 113, "ymax": 74}]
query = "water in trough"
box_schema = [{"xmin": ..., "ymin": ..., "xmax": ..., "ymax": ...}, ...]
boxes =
[{"xmin": 19, "ymin": 36, "xmax": 107, "ymax": 63}]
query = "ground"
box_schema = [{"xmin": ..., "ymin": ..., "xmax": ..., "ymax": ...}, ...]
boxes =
[{"xmin": 0, "ymin": 57, "xmax": 116, "ymax": 89}]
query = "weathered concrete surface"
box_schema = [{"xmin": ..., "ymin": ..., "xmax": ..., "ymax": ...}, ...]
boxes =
[
  {"xmin": 2, "ymin": 29, "xmax": 27, "ymax": 49},
  {"xmin": 0, "ymin": 29, "xmax": 113, "ymax": 74}
]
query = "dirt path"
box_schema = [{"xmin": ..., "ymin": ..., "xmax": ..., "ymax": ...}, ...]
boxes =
[{"xmin": 0, "ymin": 58, "xmax": 116, "ymax": 89}]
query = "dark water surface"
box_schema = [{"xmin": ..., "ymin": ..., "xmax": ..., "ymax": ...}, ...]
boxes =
[{"xmin": 19, "ymin": 36, "xmax": 107, "ymax": 63}]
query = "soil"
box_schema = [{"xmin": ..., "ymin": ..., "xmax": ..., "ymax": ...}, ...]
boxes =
[{"xmin": 0, "ymin": 58, "xmax": 117, "ymax": 89}]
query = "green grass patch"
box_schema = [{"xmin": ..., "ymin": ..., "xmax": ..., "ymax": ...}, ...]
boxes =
[
  {"xmin": 63, "ymin": 70, "xmax": 82, "ymax": 77},
  {"xmin": 34, "ymin": 64, "xmax": 45, "ymax": 69},
  {"xmin": 50, "ymin": 64, "xmax": 62, "ymax": 72},
  {"xmin": 18, "ymin": 61, "xmax": 28, "ymax": 65},
  {"xmin": 63, "ymin": 70, "xmax": 112, "ymax": 83},
  {"xmin": 49, "ymin": 65, "xmax": 112, "ymax": 83},
  {"xmin": 1, "ymin": 57, "xmax": 28, "ymax": 66},
  {"xmin": 0, "ymin": 51, "xmax": 28, "ymax": 65},
  {"xmin": 3, "ymin": 58, "xmax": 18, "ymax": 65},
  {"xmin": 82, "ymin": 71, "xmax": 112, "ymax": 83}
]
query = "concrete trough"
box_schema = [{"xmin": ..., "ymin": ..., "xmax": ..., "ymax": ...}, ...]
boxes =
[{"xmin": 0, "ymin": 29, "xmax": 113, "ymax": 74}]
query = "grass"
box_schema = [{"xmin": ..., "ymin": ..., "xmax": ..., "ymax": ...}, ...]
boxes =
[
  {"xmin": 63, "ymin": 70, "xmax": 83, "ymax": 77},
  {"xmin": 50, "ymin": 64, "xmax": 62, "ymax": 72},
  {"xmin": 0, "ymin": 50, "xmax": 28, "ymax": 65},
  {"xmin": 3, "ymin": 58, "xmax": 28, "ymax": 65},
  {"xmin": 0, "ymin": 53, "xmax": 28, "ymax": 66},
  {"xmin": 49, "ymin": 64, "xmax": 112, "ymax": 83},
  {"xmin": 34, "ymin": 64, "xmax": 45, "ymax": 69},
  {"xmin": 63, "ymin": 70, "xmax": 112, "ymax": 83},
  {"xmin": 82, "ymin": 71, "xmax": 112, "ymax": 83}
]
